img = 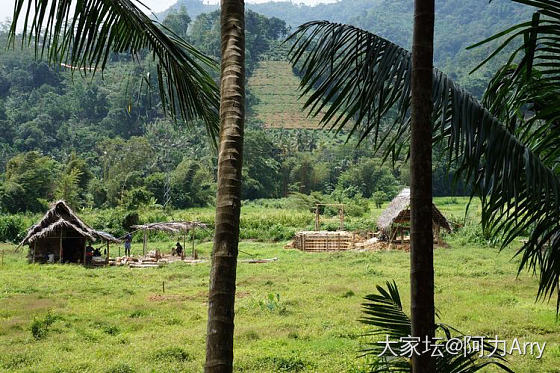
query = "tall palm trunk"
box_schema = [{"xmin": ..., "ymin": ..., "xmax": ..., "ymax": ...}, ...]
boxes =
[
  {"xmin": 410, "ymin": 0, "xmax": 435, "ymax": 372},
  {"xmin": 205, "ymin": 1, "xmax": 245, "ymax": 372}
]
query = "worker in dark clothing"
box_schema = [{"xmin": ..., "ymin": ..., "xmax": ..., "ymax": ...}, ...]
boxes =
[
  {"xmin": 124, "ymin": 233, "xmax": 132, "ymax": 257},
  {"xmin": 175, "ymin": 242, "xmax": 183, "ymax": 257},
  {"xmin": 85, "ymin": 243, "xmax": 94, "ymax": 264}
]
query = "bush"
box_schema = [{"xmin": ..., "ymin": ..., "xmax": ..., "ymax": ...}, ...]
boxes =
[
  {"xmin": 0, "ymin": 214, "xmax": 27, "ymax": 243},
  {"xmin": 30, "ymin": 311, "xmax": 59, "ymax": 340},
  {"xmin": 153, "ymin": 347, "xmax": 192, "ymax": 362},
  {"xmin": 454, "ymin": 222, "xmax": 498, "ymax": 247}
]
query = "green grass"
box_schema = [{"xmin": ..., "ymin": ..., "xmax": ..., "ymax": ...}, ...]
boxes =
[
  {"xmin": 0, "ymin": 197, "xmax": 557, "ymax": 372},
  {"xmin": 0, "ymin": 227, "xmax": 558, "ymax": 372}
]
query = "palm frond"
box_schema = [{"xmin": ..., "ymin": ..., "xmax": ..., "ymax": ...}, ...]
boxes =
[
  {"xmin": 9, "ymin": 0, "xmax": 219, "ymax": 139},
  {"xmin": 360, "ymin": 282, "xmax": 513, "ymax": 373},
  {"xmin": 287, "ymin": 21, "xmax": 560, "ymax": 306}
]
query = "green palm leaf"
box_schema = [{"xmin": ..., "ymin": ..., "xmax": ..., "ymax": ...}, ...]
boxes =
[
  {"xmin": 287, "ymin": 21, "xmax": 560, "ymax": 308},
  {"xmin": 9, "ymin": 0, "xmax": 219, "ymax": 138},
  {"xmin": 360, "ymin": 282, "xmax": 513, "ymax": 373}
]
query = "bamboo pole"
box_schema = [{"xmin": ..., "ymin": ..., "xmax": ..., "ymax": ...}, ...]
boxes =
[
  {"xmin": 106, "ymin": 242, "xmax": 110, "ymax": 264},
  {"xmin": 182, "ymin": 227, "xmax": 186, "ymax": 260},
  {"xmin": 143, "ymin": 230, "xmax": 147, "ymax": 256},
  {"xmin": 192, "ymin": 226, "xmax": 196, "ymax": 258},
  {"xmin": 339, "ymin": 205, "xmax": 344, "ymax": 230},
  {"xmin": 83, "ymin": 240, "xmax": 87, "ymax": 265},
  {"xmin": 59, "ymin": 229, "xmax": 63, "ymax": 263}
]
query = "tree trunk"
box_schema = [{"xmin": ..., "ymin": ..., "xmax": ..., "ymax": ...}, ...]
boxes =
[
  {"xmin": 205, "ymin": 1, "xmax": 245, "ymax": 372},
  {"xmin": 410, "ymin": 0, "xmax": 435, "ymax": 372}
]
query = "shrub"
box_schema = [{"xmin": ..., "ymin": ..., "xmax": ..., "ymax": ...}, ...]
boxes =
[
  {"xmin": 30, "ymin": 311, "xmax": 59, "ymax": 340},
  {"xmin": 258, "ymin": 293, "xmax": 287, "ymax": 314},
  {"xmin": 0, "ymin": 214, "xmax": 26, "ymax": 243},
  {"xmin": 153, "ymin": 347, "xmax": 192, "ymax": 362}
]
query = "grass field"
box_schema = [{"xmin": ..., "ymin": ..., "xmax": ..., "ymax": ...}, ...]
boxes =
[{"xmin": 0, "ymin": 199, "xmax": 559, "ymax": 372}]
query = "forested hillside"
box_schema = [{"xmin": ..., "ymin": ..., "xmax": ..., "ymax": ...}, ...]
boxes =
[
  {"xmin": 0, "ymin": 8, "xmax": 423, "ymax": 218},
  {"xmin": 0, "ymin": 0, "xmax": 512, "ymax": 216},
  {"xmin": 164, "ymin": 0, "xmax": 532, "ymax": 96}
]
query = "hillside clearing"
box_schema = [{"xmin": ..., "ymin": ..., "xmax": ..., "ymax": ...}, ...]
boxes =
[{"xmin": 248, "ymin": 60, "xmax": 324, "ymax": 129}]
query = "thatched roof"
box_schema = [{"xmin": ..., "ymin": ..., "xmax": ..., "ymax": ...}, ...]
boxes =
[
  {"xmin": 131, "ymin": 221, "xmax": 208, "ymax": 233},
  {"xmin": 376, "ymin": 189, "xmax": 451, "ymax": 232},
  {"xmin": 20, "ymin": 200, "xmax": 121, "ymax": 246}
]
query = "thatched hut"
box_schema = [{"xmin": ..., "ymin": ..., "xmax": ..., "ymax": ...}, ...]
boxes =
[
  {"xmin": 376, "ymin": 188, "xmax": 451, "ymax": 243},
  {"xmin": 19, "ymin": 200, "xmax": 120, "ymax": 264}
]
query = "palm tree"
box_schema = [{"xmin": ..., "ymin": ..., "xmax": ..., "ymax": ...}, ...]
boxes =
[
  {"xmin": 204, "ymin": 1, "xmax": 246, "ymax": 372},
  {"xmin": 409, "ymin": 0, "xmax": 436, "ymax": 371},
  {"xmin": 287, "ymin": 1, "xmax": 560, "ymax": 312},
  {"xmin": 9, "ymin": 0, "xmax": 219, "ymax": 136}
]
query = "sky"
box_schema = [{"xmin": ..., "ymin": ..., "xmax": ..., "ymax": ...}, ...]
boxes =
[{"xmin": 0, "ymin": 0, "xmax": 337, "ymax": 24}]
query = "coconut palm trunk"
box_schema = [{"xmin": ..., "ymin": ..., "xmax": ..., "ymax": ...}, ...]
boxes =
[
  {"xmin": 410, "ymin": 0, "xmax": 435, "ymax": 372},
  {"xmin": 205, "ymin": 1, "xmax": 245, "ymax": 372}
]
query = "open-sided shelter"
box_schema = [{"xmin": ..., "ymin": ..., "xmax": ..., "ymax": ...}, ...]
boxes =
[
  {"xmin": 19, "ymin": 200, "xmax": 121, "ymax": 263},
  {"xmin": 131, "ymin": 221, "xmax": 208, "ymax": 258},
  {"xmin": 376, "ymin": 188, "xmax": 451, "ymax": 243}
]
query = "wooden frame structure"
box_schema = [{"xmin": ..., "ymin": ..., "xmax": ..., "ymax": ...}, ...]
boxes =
[
  {"xmin": 131, "ymin": 221, "xmax": 207, "ymax": 259},
  {"xmin": 293, "ymin": 231, "xmax": 355, "ymax": 252},
  {"xmin": 314, "ymin": 203, "xmax": 345, "ymax": 231}
]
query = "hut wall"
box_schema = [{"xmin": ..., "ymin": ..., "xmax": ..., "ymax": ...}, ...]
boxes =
[{"xmin": 30, "ymin": 228, "xmax": 86, "ymax": 263}]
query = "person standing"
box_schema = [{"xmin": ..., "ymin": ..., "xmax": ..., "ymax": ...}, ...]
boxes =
[{"xmin": 124, "ymin": 233, "xmax": 132, "ymax": 257}]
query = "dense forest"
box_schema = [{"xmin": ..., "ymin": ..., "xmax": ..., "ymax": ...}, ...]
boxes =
[{"xmin": 0, "ymin": 0, "xmax": 521, "ymax": 215}]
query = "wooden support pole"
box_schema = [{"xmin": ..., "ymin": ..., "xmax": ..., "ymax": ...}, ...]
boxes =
[
  {"xmin": 59, "ymin": 229, "xmax": 63, "ymax": 263},
  {"xmin": 315, "ymin": 205, "xmax": 320, "ymax": 231},
  {"xmin": 143, "ymin": 230, "xmax": 147, "ymax": 256},
  {"xmin": 192, "ymin": 226, "xmax": 196, "ymax": 259},
  {"xmin": 83, "ymin": 240, "xmax": 87, "ymax": 265},
  {"xmin": 106, "ymin": 242, "xmax": 110, "ymax": 264},
  {"xmin": 32, "ymin": 241, "xmax": 36, "ymax": 264},
  {"xmin": 340, "ymin": 206, "xmax": 344, "ymax": 230},
  {"xmin": 182, "ymin": 229, "xmax": 186, "ymax": 260}
]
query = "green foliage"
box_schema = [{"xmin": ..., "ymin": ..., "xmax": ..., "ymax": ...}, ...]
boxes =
[
  {"xmin": 55, "ymin": 167, "xmax": 82, "ymax": 210},
  {"xmin": 30, "ymin": 311, "xmax": 59, "ymax": 340},
  {"xmin": 119, "ymin": 187, "xmax": 155, "ymax": 210},
  {"xmin": 251, "ymin": 356, "xmax": 309, "ymax": 372},
  {"xmin": 360, "ymin": 282, "xmax": 513, "ymax": 372},
  {"xmin": 153, "ymin": 347, "xmax": 192, "ymax": 362},
  {"xmin": 0, "ymin": 214, "xmax": 26, "ymax": 243},
  {"xmin": 336, "ymin": 159, "xmax": 398, "ymax": 198},
  {"xmin": 163, "ymin": 5, "xmax": 191, "ymax": 39},
  {"xmin": 258, "ymin": 293, "xmax": 287, "ymax": 314},
  {"xmin": 0, "ymin": 151, "xmax": 57, "ymax": 212},
  {"xmin": 372, "ymin": 191, "xmax": 387, "ymax": 209}
]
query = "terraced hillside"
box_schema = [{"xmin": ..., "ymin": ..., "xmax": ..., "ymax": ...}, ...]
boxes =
[{"xmin": 248, "ymin": 60, "xmax": 324, "ymax": 129}]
